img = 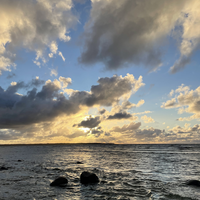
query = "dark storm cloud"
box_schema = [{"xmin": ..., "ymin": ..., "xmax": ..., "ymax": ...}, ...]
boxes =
[
  {"xmin": 6, "ymin": 81, "xmax": 26, "ymax": 93},
  {"xmin": 79, "ymin": 0, "xmax": 194, "ymax": 72},
  {"xmin": 75, "ymin": 116, "xmax": 101, "ymax": 128},
  {"xmin": 0, "ymin": 74, "xmax": 140, "ymax": 128},
  {"xmin": 70, "ymin": 74, "xmax": 143, "ymax": 107},
  {"xmin": 107, "ymin": 112, "xmax": 132, "ymax": 120},
  {"xmin": 5, "ymin": 78, "xmax": 45, "ymax": 95},
  {"xmin": 0, "ymin": 82, "xmax": 79, "ymax": 128},
  {"xmin": 0, "ymin": 85, "xmax": 23, "ymax": 109}
]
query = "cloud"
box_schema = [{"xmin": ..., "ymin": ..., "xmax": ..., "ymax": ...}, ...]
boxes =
[
  {"xmin": 161, "ymin": 98, "xmax": 177, "ymax": 108},
  {"xmin": 50, "ymin": 68, "xmax": 58, "ymax": 77},
  {"xmin": 0, "ymin": 74, "xmax": 145, "ymax": 142},
  {"xmin": 7, "ymin": 73, "xmax": 16, "ymax": 79},
  {"xmin": 0, "ymin": 80, "xmax": 79, "ymax": 128},
  {"xmin": 175, "ymin": 84, "xmax": 190, "ymax": 94},
  {"xmin": 30, "ymin": 77, "xmax": 45, "ymax": 87},
  {"xmin": 170, "ymin": 1, "xmax": 200, "ymax": 73},
  {"xmin": 135, "ymin": 128, "xmax": 163, "ymax": 140},
  {"xmin": 168, "ymin": 124, "xmax": 200, "ymax": 136},
  {"xmin": 170, "ymin": 56, "xmax": 190, "ymax": 74},
  {"xmin": 0, "ymin": 0, "xmax": 77, "ymax": 74},
  {"xmin": 111, "ymin": 122, "xmax": 141, "ymax": 133},
  {"xmin": 133, "ymin": 111, "xmax": 152, "ymax": 115},
  {"xmin": 141, "ymin": 115, "xmax": 155, "ymax": 123},
  {"xmin": 136, "ymin": 99, "xmax": 145, "ymax": 107},
  {"xmin": 98, "ymin": 108, "xmax": 106, "ymax": 115},
  {"xmin": 59, "ymin": 76, "xmax": 72, "ymax": 88},
  {"xmin": 75, "ymin": 116, "xmax": 101, "ymax": 128},
  {"xmin": 70, "ymin": 74, "xmax": 144, "ymax": 107},
  {"xmin": 0, "ymin": 129, "xmax": 22, "ymax": 140},
  {"xmin": 89, "ymin": 126, "xmax": 104, "ymax": 137},
  {"xmin": 79, "ymin": 0, "xmax": 200, "ymax": 73},
  {"xmin": 161, "ymin": 84, "xmax": 200, "ymax": 121},
  {"xmin": 109, "ymin": 122, "xmax": 200, "ymax": 143},
  {"xmin": 67, "ymin": 130, "xmax": 87, "ymax": 138},
  {"xmin": 1, "ymin": 74, "xmax": 142, "ymax": 128},
  {"xmin": 107, "ymin": 111, "xmax": 132, "ymax": 120},
  {"xmin": 58, "ymin": 51, "xmax": 66, "ymax": 61}
]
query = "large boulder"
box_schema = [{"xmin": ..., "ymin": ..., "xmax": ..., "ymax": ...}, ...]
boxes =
[
  {"xmin": 186, "ymin": 180, "xmax": 200, "ymax": 186},
  {"xmin": 80, "ymin": 171, "xmax": 99, "ymax": 184},
  {"xmin": 50, "ymin": 177, "xmax": 68, "ymax": 187}
]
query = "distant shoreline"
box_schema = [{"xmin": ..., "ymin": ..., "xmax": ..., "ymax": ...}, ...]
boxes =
[
  {"xmin": 0, "ymin": 143, "xmax": 199, "ymax": 146},
  {"xmin": 0, "ymin": 143, "xmax": 116, "ymax": 146}
]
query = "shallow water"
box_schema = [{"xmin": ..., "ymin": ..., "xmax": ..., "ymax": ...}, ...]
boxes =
[{"xmin": 0, "ymin": 144, "xmax": 200, "ymax": 199}]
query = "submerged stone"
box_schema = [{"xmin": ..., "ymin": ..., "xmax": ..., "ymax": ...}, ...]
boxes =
[
  {"xmin": 80, "ymin": 171, "xmax": 99, "ymax": 184},
  {"xmin": 76, "ymin": 161, "xmax": 83, "ymax": 164},
  {"xmin": 0, "ymin": 166, "xmax": 8, "ymax": 171},
  {"xmin": 186, "ymin": 180, "xmax": 200, "ymax": 186},
  {"xmin": 50, "ymin": 177, "xmax": 68, "ymax": 186}
]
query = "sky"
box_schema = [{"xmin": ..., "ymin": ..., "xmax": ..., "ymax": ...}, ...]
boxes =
[{"xmin": 0, "ymin": 0, "xmax": 200, "ymax": 144}]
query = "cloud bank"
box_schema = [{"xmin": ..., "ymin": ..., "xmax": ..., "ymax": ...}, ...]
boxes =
[
  {"xmin": 161, "ymin": 84, "xmax": 200, "ymax": 121},
  {"xmin": 0, "ymin": 74, "xmax": 143, "ymax": 131}
]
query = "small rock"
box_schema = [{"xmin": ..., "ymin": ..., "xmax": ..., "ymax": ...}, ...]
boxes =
[
  {"xmin": 76, "ymin": 161, "xmax": 83, "ymax": 164},
  {"xmin": 18, "ymin": 160, "xmax": 22, "ymax": 162},
  {"xmin": 80, "ymin": 171, "xmax": 99, "ymax": 184},
  {"xmin": 186, "ymin": 180, "xmax": 200, "ymax": 186},
  {"xmin": 50, "ymin": 177, "xmax": 68, "ymax": 187},
  {"xmin": 0, "ymin": 166, "xmax": 8, "ymax": 171},
  {"xmin": 52, "ymin": 168, "xmax": 61, "ymax": 171}
]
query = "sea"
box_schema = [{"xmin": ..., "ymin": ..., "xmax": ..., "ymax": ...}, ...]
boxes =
[{"xmin": 0, "ymin": 144, "xmax": 200, "ymax": 200}]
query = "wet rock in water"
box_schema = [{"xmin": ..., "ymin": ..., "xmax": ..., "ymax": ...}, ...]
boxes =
[
  {"xmin": 186, "ymin": 180, "xmax": 200, "ymax": 186},
  {"xmin": 52, "ymin": 168, "xmax": 61, "ymax": 171},
  {"xmin": 80, "ymin": 171, "xmax": 99, "ymax": 184},
  {"xmin": 0, "ymin": 166, "xmax": 8, "ymax": 171},
  {"xmin": 50, "ymin": 177, "xmax": 68, "ymax": 187},
  {"xmin": 76, "ymin": 161, "xmax": 83, "ymax": 164}
]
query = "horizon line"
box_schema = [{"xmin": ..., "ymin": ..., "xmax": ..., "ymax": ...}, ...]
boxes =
[{"xmin": 0, "ymin": 142, "xmax": 199, "ymax": 146}]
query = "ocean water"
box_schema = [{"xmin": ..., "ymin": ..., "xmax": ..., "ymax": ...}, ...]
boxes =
[{"xmin": 0, "ymin": 144, "xmax": 200, "ymax": 200}]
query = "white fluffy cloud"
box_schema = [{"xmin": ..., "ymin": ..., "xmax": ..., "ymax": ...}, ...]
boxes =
[
  {"xmin": 161, "ymin": 84, "xmax": 200, "ymax": 121},
  {"xmin": 141, "ymin": 115, "xmax": 155, "ymax": 123},
  {"xmin": 0, "ymin": 0, "xmax": 77, "ymax": 74}
]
